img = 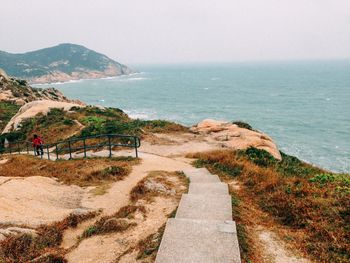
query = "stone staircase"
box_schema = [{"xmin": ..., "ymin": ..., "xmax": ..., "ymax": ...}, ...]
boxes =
[{"xmin": 155, "ymin": 168, "xmax": 241, "ymax": 263}]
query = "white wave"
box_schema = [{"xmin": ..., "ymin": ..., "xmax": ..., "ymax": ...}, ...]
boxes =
[
  {"xmin": 33, "ymin": 72, "xmax": 145, "ymax": 86},
  {"xmin": 108, "ymin": 76, "xmax": 148, "ymax": 82},
  {"xmin": 125, "ymin": 109, "xmax": 154, "ymax": 120},
  {"xmin": 128, "ymin": 113, "xmax": 150, "ymax": 119}
]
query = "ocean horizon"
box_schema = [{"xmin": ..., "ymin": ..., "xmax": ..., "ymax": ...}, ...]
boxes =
[{"xmin": 35, "ymin": 60, "xmax": 350, "ymax": 173}]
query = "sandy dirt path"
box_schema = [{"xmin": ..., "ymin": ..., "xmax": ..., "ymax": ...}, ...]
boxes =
[{"xmin": 61, "ymin": 152, "xmax": 192, "ymax": 253}]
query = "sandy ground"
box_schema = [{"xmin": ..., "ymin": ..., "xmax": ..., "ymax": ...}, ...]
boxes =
[
  {"xmin": 0, "ymin": 176, "xmax": 86, "ymax": 227},
  {"xmin": 257, "ymin": 229, "xmax": 310, "ymax": 263}
]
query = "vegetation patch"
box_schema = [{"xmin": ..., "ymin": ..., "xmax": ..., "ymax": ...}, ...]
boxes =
[
  {"xmin": 1, "ymin": 107, "xmax": 79, "ymax": 145},
  {"xmin": 0, "ymin": 212, "xmax": 97, "ymax": 262},
  {"xmin": 0, "ymin": 155, "xmax": 137, "ymax": 187},
  {"xmin": 1, "ymin": 104, "xmax": 187, "ymax": 153},
  {"xmin": 81, "ymin": 205, "xmax": 145, "ymax": 238},
  {"xmin": 136, "ymin": 224, "xmax": 166, "ymax": 261},
  {"xmin": 0, "ymin": 102, "xmax": 20, "ymax": 133},
  {"xmin": 232, "ymin": 121, "xmax": 255, "ymax": 131},
  {"xmin": 189, "ymin": 148, "xmax": 350, "ymax": 262}
]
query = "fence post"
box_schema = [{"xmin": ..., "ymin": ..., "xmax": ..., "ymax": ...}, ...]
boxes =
[
  {"xmin": 108, "ymin": 135, "xmax": 112, "ymax": 158},
  {"xmin": 17, "ymin": 142, "xmax": 20, "ymax": 154},
  {"xmin": 9, "ymin": 143, "xmax": 12, "ymax": 154},
  {"xmin": 83, "ymin": 139, "xmax": 87, "ymax": 158},
  {"xmin": 26, "ymin": 142, "xmax": 29, "ymax": 154},
  {"xmin": 135, "ymin": 137, "xmax": 138, "ymax": 158},
  {"xmin": 55, "ymin": 143, "xmax": 59, "ymax": 160},
  {"xmin": 68, "ymin": 140, "xmax": 72, "ymax": 159},
  {"xmin": 47, "ymin": 145, "xmax": 50, "ymax": 160}
]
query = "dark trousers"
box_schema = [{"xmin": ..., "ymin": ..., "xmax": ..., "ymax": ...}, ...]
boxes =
[{"xmin": 35, "ymin": 145, "xmax": 44, "ymax": 156}]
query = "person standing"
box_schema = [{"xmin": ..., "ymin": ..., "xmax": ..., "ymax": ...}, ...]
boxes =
[{"xmin": 32, "ymin": 134, "xmax": 44, "ymax": 156}]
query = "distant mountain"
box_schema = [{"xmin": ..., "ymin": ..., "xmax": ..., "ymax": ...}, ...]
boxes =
[{"xmin": 0, "ymin": 43, "xmax": 133, "ymax": 84}]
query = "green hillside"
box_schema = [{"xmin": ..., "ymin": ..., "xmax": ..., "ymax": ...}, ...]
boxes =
[{"xmin": 0, "ymin": 43, "xmax": 132, "ymax": 81}]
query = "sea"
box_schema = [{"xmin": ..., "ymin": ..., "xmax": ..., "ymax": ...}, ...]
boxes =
[{"xmin": 35, "ymin": 60, "xmax": 350, "ymax": 173}]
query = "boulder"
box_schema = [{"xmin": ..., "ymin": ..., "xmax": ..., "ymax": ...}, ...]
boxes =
[{"xmin": 191, "ymin": 119, "xmax": 281, "ymax": 160}]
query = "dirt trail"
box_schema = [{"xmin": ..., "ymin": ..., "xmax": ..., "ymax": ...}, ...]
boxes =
[
  {"xmin": 66, "ymin": 197, "xmax": 177, "ymax": 263},
  {"xmin": 257, "ymin": 229, "xmax": 310, "ymax": 263},
  {"xmin": 61, "ymin": 152, "xmax": 192, "ymax": 253}
]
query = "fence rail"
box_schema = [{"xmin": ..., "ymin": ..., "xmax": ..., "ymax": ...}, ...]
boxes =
[{"xmin": 0, "ymin": 134, "xmax": 141, "ymax": 160}]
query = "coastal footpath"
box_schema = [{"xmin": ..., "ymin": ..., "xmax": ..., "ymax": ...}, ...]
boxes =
[{"xmin": 0, "ymin": 72, "xmax": 349, "ymax": 262}]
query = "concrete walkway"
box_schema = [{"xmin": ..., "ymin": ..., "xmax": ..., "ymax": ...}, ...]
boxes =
[{"xmin": 155, "ymin": 168, "xmax": 241, "ymax": 263}]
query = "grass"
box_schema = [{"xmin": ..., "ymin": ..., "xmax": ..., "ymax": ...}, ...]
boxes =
[
  {"xmin": 1, "ymin": 105, "xmax": 188, "ymax": 148},
  {"xmin": 81, "ymin": 205, "xmax": 144, "ymax": 238},
  {"xmin": 1, "ymin": 107, "xmax": 79, "ymax": 144},
  {"xmin": 0, "ymin": 102, "xmax": 20, "ymax": 133},
  {"xmin": 189, "ymin": 147, "xmax": 350, "ymax": 263},
  {"xmin": 0, "ymin": 212, "xmax": 97, "ymax": 262},
  {"xmin": 0, "ymin": 155, "xmax": 138, "ymax": 187},
  {"xmin": 232, "ymin": 121, "xmax": 255, "ymax": 131},
  {"xmin": 136, "ymin": 224, "xmax": 166, "ymax": 260}
]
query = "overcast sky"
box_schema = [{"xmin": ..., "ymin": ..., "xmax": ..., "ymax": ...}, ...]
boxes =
[{"xmin": 1, "ymin": 0, "xmax": 350, "ymax": 65}]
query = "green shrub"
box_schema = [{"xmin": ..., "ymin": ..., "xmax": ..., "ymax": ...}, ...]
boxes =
[
  {"xmin": 82, "ymin": 226, "xmax": 97, "ymax": 238},
  {"xmin": 277, "ymin": 152, "xmax": 323, "ymax": 177},
  {"xmin": 213, "ymin": 162, "xmax": 242, "ymax": 177},
  {"xmin": 63, "ymin": 118, "xmax": 74, "ymax": 125},
  {"xmin": 240, "ymin": 147, "xmax": 277, "ymax": 167},
  {"xmin": 309, "ymin": 174, "xmax": 335, "ymax": 185},
  {"xmin": 232, "ymin": 121, "xmax": 254, "ymax": 131}
]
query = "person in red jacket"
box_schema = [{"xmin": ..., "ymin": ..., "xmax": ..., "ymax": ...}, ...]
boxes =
[{"xmin": 32, "ymin": 134, "xmax": 44, "ymax": 156}]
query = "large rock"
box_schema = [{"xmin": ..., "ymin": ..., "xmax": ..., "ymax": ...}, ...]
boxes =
[
  {"xmin": 0, "ymin": 69, "xmax": 84, "ymax": 105},
  {"xmin": 191, "ymin": 119, "xmax": 281, "ymax": 160},
  {"xmin": 2, "ymin": 100, "xmax": 84, "ymax": 133}
]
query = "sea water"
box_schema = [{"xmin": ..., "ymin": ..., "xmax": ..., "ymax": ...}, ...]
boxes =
[{"xmin": 36, "ymin": 61, "xmax": 350, "ymax": 173}]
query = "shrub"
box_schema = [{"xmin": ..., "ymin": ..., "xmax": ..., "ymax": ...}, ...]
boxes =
[
  {"xmin": 239, "ymin": 147, "xmax": 277, "ymax": 167},
  {"xmin": 309, "ymin": 173, "xmax": 335, "ymax": 185},
  {"xmin": 232, "ymin": 121, "xmax": 254, "ymax": 131},
  {"xmin": 63, "ymin": 118, "xmax": 74, "ymax": 125}
]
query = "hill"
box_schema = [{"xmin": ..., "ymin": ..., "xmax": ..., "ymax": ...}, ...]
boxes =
[{"xmin": 0, "ymin": 43, "xmax": 133, "ymax": 83}]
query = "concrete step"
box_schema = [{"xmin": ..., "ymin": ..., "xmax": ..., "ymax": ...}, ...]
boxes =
[
  {"xmin": 189, "ymin": 182, "xmax": 229, "ymax": 195},
  {"xmin": 183, "ymin": 169, "xmax": 220, "ymax": 183},
  {"xmin": 155, "ymin": 218, "xmax": 241, "ymax": 263},
  {"xmin": 176, "ymin": 194, "xmax": 232, "ymax": 221}
]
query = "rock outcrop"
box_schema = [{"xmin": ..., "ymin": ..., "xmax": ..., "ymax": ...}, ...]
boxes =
[
  {"xmin": 191, "ymin": 119, "xmax": 282, "ymax": 160},
  {"xmin": 0, "ymin": 69, "xmax": 82, "ymax": 105}
]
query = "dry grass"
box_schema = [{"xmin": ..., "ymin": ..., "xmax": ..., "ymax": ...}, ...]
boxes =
[
  {"xmin": 32, "ymin": 120, "xmax": 81, "ymax": 144},
  {"xmin": 189, "ymin": 148, "xmax": 350, "ymax": 263},
  {"xmin": 81, "ymin": 205, "xmax": 146, "ymax": 239},
  {"xmin": 0, "ymin": 212, "xmax": 97, "ymax": 263},
  {"xmin": 136, "ymin": 224, "xmax": 166, "ymax": 261},
  {"xmin": 0, "ymin": 155, "xmax": 138, "ymax": 187}
]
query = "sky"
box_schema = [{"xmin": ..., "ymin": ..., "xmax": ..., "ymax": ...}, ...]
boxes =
[{"xmin": 1, "ymin": 0, "xmax": 350, "ymax": 65}]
